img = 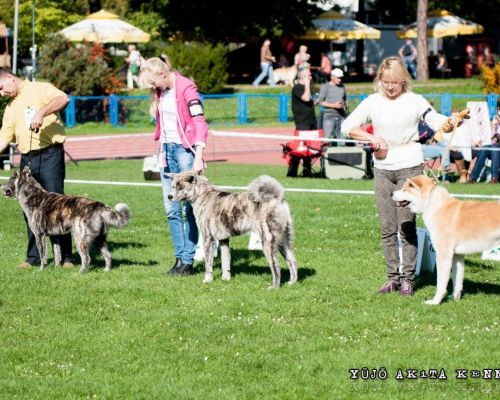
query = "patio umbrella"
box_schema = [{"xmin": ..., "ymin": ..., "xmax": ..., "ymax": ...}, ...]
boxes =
[
  {"xmin": 58, "ymin": 9, "xmax": 150, "ymax": 43},
  {"xmin": 396, "ymin": 9, "xmax": 484, "ymax": 39},
  {"xmin": 299, "ymin": 11, "xmax": 381, "ymax": 41}
]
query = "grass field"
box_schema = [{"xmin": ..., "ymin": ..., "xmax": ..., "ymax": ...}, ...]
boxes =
[{"xmin": 0, "ymin": 161, "xmax": 498, "ymax": 399}]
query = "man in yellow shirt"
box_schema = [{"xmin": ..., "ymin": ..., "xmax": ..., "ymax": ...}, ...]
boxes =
[{"xmin": 0, "ymin": 69, "xmax": 74, "ymax": 269}]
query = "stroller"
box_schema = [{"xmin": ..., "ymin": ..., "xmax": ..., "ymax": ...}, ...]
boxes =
[{"xmin": 282, "ymin": 129, "xmax": 326, "ymax": 177}]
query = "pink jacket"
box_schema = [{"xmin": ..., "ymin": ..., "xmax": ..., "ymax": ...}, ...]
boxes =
[{"xmin": 154, "ymin": 72, "xmax": 208, "ymax": 148}]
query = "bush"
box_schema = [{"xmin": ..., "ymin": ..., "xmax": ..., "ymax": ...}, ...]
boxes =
[
  {"xmin": 164, "ymin": 41, "xmax": 228, "ymax": 94},
  {"xmin": 481, "ymin": 63, "xmax": 500, "ymax": 94},
  {"xmin": 37, "ymin": 34, "xmax": 124, "ymax": 96}
]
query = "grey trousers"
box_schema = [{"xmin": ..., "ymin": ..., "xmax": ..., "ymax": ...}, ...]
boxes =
[
  {"xmin": 323, "ymin": 115, "xmax": 345, "ymax": 146},
  {"xmin": 374, "ymin": 164, "xmax": 423, "ymax": 282}
]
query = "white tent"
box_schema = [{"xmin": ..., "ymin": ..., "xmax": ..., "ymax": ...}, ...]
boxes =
[{"xmin": 58, "ymin": 10, "xmax": 150, "ymax": 43}]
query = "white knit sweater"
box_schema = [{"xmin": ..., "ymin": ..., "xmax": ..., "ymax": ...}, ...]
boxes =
[{"xmin": 341, "ymin": 92, "xmax": 448, "ymax": 170}]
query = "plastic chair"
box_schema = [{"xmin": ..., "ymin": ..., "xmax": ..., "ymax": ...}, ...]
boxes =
[{"xmin": 281, "ymin": 129, "xmax": 326, "ymax": 177}]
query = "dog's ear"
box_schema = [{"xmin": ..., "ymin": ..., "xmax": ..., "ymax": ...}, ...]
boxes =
[
  {"xmin": 11, "ymin": 170, "xmax": 18, "ymax": 178},
  {"xmin": 22, "ymin": 166, "xmax": 31, "ymax": 175},
  {"xmin": 186, "ymin": 174, "xmax": 197, "ymax": 183},
  {"xmin": 407, "ymin": 178, "xmax": 418, "ymax": 189}
]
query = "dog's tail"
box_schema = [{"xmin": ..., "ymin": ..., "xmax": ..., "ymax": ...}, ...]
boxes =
[
  {"xmin": 102, "ymin": 203, "xmax": 131, "ymax": 228},
  {"xmin": 248, "ymin": 175, "xmax": 284, "ymax": 203}
]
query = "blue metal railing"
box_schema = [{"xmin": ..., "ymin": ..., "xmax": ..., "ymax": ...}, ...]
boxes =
[{"xmin": 64, "ymin": 93, "xmax": 500, "ymax": 128}]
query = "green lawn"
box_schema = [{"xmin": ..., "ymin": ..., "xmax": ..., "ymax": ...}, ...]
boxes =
[{"xmin": 0, "ymin": 161, "xmax": 498, "ymax": 399}]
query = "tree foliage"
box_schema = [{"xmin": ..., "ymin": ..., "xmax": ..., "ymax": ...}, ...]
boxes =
[
  {"xmin": 165, "ymin": 42, "xmax": 229, "ymax": 94},
  {"xmin": 161, "ymin": 0, "xmax": 324, "ymax": 42},
  {"xmin": 37, "ymin": 34, "xmax": 122, "ymax": 95}
]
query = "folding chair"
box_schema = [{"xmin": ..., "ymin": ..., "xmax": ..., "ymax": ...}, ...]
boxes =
[
  {"xmin": 281, "ymin": 129, "xmax": 326, "ymax": 177},
  {"xmin": 424, "ymin": 155, "xmax": 442, "ymax": 176}
]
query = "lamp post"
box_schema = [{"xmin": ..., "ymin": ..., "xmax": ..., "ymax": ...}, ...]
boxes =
[
  {"xmin": 30, "ymin": 0, "xmax": 37, "ymax": 81},
  {"xmin": 12, "ymin": 0, "xmax": 19, "ymax": 74}
]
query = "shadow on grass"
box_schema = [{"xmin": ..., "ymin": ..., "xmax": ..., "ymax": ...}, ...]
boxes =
[
  {"xmin": 83, "ymin": 240, "xmax": 158, "ymax": 270},
  {"xmin": 415, "ymin": 270, "xmax": 500, "ymax": 297},
  {"xmin": 205, "ymin": 248, "xmax": 316, "ymax": 283}
]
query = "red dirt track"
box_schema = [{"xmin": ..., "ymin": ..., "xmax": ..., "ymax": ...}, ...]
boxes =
[{"xmin": 27, "ymin": 127, "xmax": 293, "ymax": 166}]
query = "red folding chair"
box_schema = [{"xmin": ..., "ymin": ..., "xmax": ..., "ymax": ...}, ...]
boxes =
[{"xmin": 282, "ymin": 129, "xmax": 326, "ymax": 177}]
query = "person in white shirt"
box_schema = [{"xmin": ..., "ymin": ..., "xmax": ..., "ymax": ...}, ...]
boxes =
[
  {"xmin": 126, "ymin": 44, "xmax": 143, "ymax": 89},
  {"xmin": 341, "ymin": 56, "xmax": 457, "ymax": 297}
]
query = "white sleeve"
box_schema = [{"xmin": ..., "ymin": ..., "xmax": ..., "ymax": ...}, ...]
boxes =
[{"xmin": 341, "ymin": 96, "xmax": 372, "ymax": 137}]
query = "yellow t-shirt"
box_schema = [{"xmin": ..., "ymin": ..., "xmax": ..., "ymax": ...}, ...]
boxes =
[{"xmin": 0, "ymin": 80, "xmax": 67, "ymax": 154}]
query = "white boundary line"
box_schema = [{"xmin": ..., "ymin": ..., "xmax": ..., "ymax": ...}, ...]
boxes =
[
  {"xmin": 1, "ymin": 176, "xmax": 498, "ymax": 200},
  {"xmin": 42, "ymin": 129, "xmax": 500, "ymax": 151}
]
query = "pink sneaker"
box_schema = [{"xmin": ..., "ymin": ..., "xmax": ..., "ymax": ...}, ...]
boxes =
[
  {"xmin": 400, "ymin": 279, "xmax": 414, "ymax": 296},
  {"xmin": 378, "ymin": 280, "xmax": 400, "ymax": 294}
]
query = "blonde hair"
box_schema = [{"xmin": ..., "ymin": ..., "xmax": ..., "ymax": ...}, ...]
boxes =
[
  {"xmin": 138, "ymin": 56, "xmax": 173, "ymax": 117},
  {"xmin": 373, "ymin": 56, "xmax": 412, "ymax": 94}
]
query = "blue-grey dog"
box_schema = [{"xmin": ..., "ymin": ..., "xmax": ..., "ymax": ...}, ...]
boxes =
[
  {"xmin": 167, "ymin": 172, "xmax": 298, "ymax": 288},
  {"xmin": 2, "ymin": 167, "xmax": 130, "ymax": 273}
]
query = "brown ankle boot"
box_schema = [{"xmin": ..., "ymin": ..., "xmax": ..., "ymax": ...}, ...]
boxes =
[{"xmin": 455, "ymin": 159, "xmax": 468, "ymax": 183}]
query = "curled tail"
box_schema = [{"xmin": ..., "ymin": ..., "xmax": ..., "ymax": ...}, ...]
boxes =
[
  {"xmin": 248, "ymin": 175, "xmax": 284, "ymax": 203},
  {"xmin": 102, "ymin": 203, "xmax": 131, "ymax": 228}
]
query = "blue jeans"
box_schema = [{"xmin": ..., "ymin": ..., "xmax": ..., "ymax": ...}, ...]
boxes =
[
  {"xmin": 404, "ymin": 56, "xmax": 417, "ymax": 79},
  {"xmin": 160, "ymin": 143, "xmax": 198, "ymax": 265},
  {"xmin": 252, "ymin": 62, "xmax": 275, "ymax": 86},
  {"xmin": 469, "ymin": 144, "xmax": 500, "ymax": 181}
]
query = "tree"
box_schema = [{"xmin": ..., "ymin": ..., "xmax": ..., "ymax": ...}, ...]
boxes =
[
  {"xmin": 162, "ymin": 0, "xmax": 323, "ymax": 43},
  {"xmin": 416, "ymin": 0, "xmax": 428, "ymax": 81},
  {"xmin": 37, "ymin": 34, "xmax": 121, "ymax": 95}
]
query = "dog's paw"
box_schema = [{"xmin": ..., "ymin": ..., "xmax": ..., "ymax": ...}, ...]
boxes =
[
  {"xmin": 451, "ymin": 291, "xmax": 463, "ymax": 301},
  {"xmin": 221, "ymin": 273, "xmax": 231, "ymax": 281},
  {"xmin": 203, "ymin": 275, "xmax": 213, "ymax": 284},
  {"xmin": 425, "ymin": 298, "xmax": 442, "ymax": 305}
]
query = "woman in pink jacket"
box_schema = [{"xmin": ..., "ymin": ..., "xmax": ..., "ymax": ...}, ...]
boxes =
[{"xmin": 139, "ymin": 56, "xmax": 208, "ymax": 275}]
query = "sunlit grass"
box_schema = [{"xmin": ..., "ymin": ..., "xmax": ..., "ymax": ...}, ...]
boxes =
[{"xmin": 0, "ymin": 161, "xmax": 498, "ymax": 399}]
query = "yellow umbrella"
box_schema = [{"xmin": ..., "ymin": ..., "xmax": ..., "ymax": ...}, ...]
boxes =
[
  {"xmin": 58, "ymin": 9, "xmax": 150, "ymax": 43},
  {"xmin": 396, "ymin": 9, "xmax": 484, "ymax": 39},
  {"xmin": 300, "ymin": 11, "xmax": 381, "ymax": 40}
]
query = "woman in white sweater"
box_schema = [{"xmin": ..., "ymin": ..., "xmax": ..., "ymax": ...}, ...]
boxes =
[{"xmin": 341, "ymin": 56, "xmax": 452, "ymax": 297}]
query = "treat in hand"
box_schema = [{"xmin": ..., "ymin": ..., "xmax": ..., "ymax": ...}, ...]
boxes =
[{"xmin": 441, "ymin": 108, "xmax": 470, "ymax": 133}]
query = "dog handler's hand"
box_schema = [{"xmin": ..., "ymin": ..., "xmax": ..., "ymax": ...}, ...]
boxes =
[
  {"xmin": 192, "ymin": 157, "xmax": 205, "ymax": 174},
  {"xmin": 441, "ymin": 108, "xmax": 470, "ymax": 133},
  {"xmin": 30, "ymin": 111, "xmax": 44, "ymax": 131},
  {"xmin": 192, "ymin": 144, "xmax": 205, "ymax": 174}
]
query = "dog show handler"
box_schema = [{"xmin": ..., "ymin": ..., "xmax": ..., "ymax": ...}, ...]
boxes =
[
  {"xmin": 0, "ymin": 68, "xmax": 74, "ymax": 270},
  {"xmin": 139, "ymin": 56, "xmax": 208, "ymax": 276},
  {"xmin": 341, "ymin": 56, "xmax": 459, "ymax": 297}
]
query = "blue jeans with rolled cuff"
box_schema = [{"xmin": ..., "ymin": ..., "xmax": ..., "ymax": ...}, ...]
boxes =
[{"xmin": 160, "ymin": 143, "xmax": 198, "ymax": 265}]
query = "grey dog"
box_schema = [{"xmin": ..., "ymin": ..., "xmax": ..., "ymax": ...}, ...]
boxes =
[
  {"xmin": 167, "ymin": 172, "xmax": 298, "ymax": 288},
  {"xmin": 2, "ymin": 167, "xmax": 130, "ymax": 273}
]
